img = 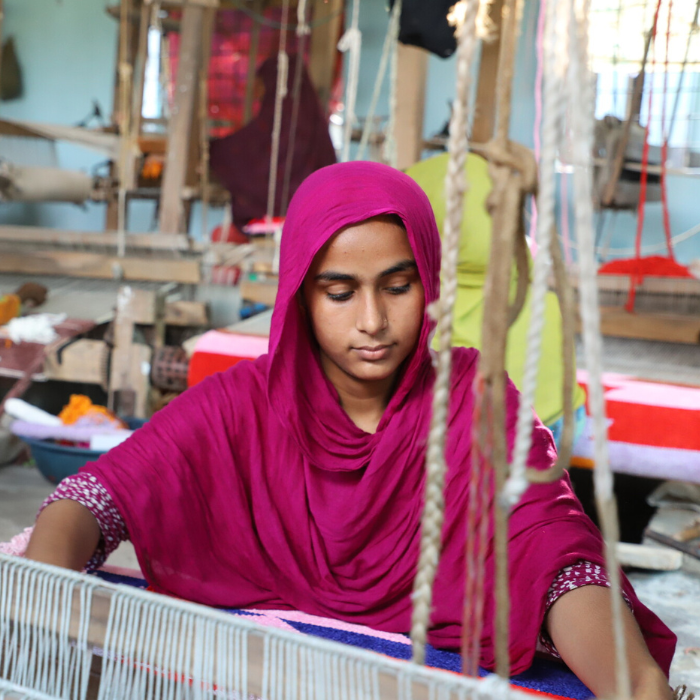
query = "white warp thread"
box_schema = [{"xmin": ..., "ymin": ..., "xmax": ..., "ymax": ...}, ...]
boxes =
[{"xmin": 0, "ymin": 553, "xmax": 541, "ymax": 700}]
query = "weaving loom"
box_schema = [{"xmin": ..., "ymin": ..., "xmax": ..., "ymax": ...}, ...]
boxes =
[
  {"xmin": 0, "ymin": 0, "xmax": 654, "ymax": 698},
  {"xmin": 1, "ymin": 554, "xmax": 544, "ymax": 700}
]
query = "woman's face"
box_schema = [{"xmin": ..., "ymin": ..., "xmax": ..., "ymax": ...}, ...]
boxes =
[{"xmin": 302, "ymin": 216, "xmax": 425, "ymax": 389}]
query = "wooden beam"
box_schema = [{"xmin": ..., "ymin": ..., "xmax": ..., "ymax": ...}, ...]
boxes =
[
  {"xmin": 0, "ymin": 0, "xmax": 4, "ymax": 94},
  {"xmin": 593, "ymin": 307, "xmax": 700, "ymax": 345},
  {"xmin": 0, "ymin": 250, "xmax": 201, "ymax": 284},
  {"xmin": 308, "ymin": 0, "xmax": 343, "ymax": 113},
  {"xmin": 568, "ymin": 271, "xmax": 700, "ymax": 297},
  {"xmin": 472, "ymin": 0, "xmax": 504, "ymax": 143},
  {"xmin": 158, "ymin": 1, "xmax": 206, "ymax": 234},
  {"xmin": 0, "ymin": 225, "xmax": 193, "ymax": 251},
  {"xmin": 394, "ymin": 43, "xmax": 429, "ymax": 170}
]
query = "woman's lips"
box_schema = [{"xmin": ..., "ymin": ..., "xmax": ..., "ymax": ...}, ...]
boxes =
[{"xmin": 353, "ymin": 345, "xmax": 392, "ymax": 361}]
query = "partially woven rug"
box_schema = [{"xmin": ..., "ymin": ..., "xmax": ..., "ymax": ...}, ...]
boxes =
[{"xmin": 95, "ymin": 569, "xmax": 593, "ymax": 700}]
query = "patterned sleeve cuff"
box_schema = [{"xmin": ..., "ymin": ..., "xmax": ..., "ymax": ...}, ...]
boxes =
[
  {"xmin": 539, "ymin": 560, "xmax": 632, "ymax": 659},
  {"xmin": 39, "ymin": 473, "xmax": 129, "ymax": 571}
]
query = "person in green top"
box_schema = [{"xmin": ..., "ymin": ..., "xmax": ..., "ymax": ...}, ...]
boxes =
[{"xmin": 406, "ymin": 151, "xmax": 586, "ymax": 444}]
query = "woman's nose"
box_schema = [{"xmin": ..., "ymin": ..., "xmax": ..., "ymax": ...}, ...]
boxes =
[{"xmin": 356, "ymin": 291, "xmax": 387, "ymax": 335}]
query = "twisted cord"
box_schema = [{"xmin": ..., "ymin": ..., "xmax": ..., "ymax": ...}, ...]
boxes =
[
  {"xmin": 266, "ymin": 0, "xmax": 291, "ymax": 220},
  {"xmin": 356, "ymin": 1, "xmax": 401, "ymax": 161},
  {"xmin": 383, "ymin": 0, "xmax": 402, "ymax": 167},
  {"xmin": 339, "ymin": 0, "xmax": 362, "ymax": 162},
  {"xmin": 503, "ymin": 0, "xmax": 568, "ymax": 507},
  {"xmin": 410, "ymin": 0, "xmax": 480, "ymax": 666},
  {"xmin": 462, "ymin": 375, "xmax": 494, "ymax": 676},
  {"xmin": 279, "ymin": 0, "xmax": 310, "ymax": 214},
  {"xmin": 567, "ymin": 0, "xmax": 631, "ymax": 697}
]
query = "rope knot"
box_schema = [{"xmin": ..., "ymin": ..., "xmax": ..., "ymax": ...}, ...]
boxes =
[
  {"xmin": 337, "ymin": 27, "xmax": 361, "ymax": 53},
  {"xmin": 427, "ymin": 300, "xmax": 441, "ymax": 322}
]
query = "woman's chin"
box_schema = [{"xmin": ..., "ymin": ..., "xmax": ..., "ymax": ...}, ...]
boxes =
[{"xmin": 347, "ymin": 362, "xmax": 398, "ymax": 384}]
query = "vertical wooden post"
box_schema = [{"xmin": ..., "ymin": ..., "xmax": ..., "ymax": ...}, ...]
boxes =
[
  {"xmin": 109, "ymin": 286, "xmax": 153, "ymax": 419},
  {"xmin": 106, "ymin": 0, "xmax": 140, "ymax": 231},
  {"xmin": 158, "ymin": 1, "xmax": 208, "ymax": 234},
  {"xmin": 198, "ymin": 6, "xmax": 216, "ymax": 238},
  {"xmin": 129, "ymin": 1, "xmax": 152, "ymax": 158},
  {"xmin": 243, "ymin": 0, "xmax": 263, "ymax": 125},
  {"xmin": 394, "ymin": 43, "xmax": 428, "ymax": 171},
  {"xmin": 471, "ymin": 0, "xmax": 504, "ymax": 143},
  {"xmin": 0, "ymin": 0, "xmax": 5, "ymax": 99},
  {"xmin": 308, "ymin": 0, "xmax": 344, "ymax": 113}
]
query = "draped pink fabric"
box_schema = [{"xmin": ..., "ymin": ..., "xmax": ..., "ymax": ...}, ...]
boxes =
[
  {"xmin": 84, "ymin": 162, "xmax": 675, "ymax": 675},
  {"xmin": 209, "ymin": 55, "xmax": 337, "ymax": 227}
]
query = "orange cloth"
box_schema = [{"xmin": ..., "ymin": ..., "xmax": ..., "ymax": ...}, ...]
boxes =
[
  {"xmin": 0, "ymin": 294, "xmax": 21, "ymax": 326},
  {"xmin": 59, "ymin": 395, "xmax": 127, "ymax": 429}
]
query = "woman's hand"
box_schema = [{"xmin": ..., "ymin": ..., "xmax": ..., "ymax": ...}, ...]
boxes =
[{"xmin": 546, "ymin": 585, "xmax": 672, "ymax": 700}]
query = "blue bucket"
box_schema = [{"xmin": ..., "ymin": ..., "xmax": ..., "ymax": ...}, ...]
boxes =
[{"xmin": 26, "ymin": 418, "xmax": 147, "ymax": 485}]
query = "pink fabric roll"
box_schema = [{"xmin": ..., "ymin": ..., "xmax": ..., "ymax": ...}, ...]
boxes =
[{"xmin": 82, "ymin": 161, "xmax": 675, "ymax": 675}]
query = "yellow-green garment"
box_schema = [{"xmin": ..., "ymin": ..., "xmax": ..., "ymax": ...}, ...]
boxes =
[{"xmin": 407, "ymin": 152, "xmax": 585, "ymax": 426}]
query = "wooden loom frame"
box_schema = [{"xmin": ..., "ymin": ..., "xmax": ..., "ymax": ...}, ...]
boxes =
[
  {"xmin": 0, "ymin": 554, "xmax": 536, "ymax": 700},
  {"xmin": 0, "ymin": 0, "xmax": 344, "ymax": 285}
]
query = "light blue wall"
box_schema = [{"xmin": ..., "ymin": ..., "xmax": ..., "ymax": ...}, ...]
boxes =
[
  {"xmin": 1, "ymin": 0, "xmax": 116, "ymax": 229},
  {"xmin": 1, "ymin": 0, "xmax": 698, "ymax": 262},
  {"xmin": 0, "ymin": 0, "xmax": 160, "ymax": 232}
]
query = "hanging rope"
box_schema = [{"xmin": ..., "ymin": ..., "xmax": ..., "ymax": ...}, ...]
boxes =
[
  {"xmin": 504, "ymin": 0, "xmax": 573, "ymax": 506},
  {"xmin": 462, "ymin": 373, "xmax": 493, "ymax": 676},
  {"xmin": 410, "ymin": 0, "xmax": 480, "ymax": 667},
  {"xmin": 660, "ymin": 0, "xmax": 674, "ymax": 259},
  {"xmin": 528, "ymin": 0, "xmax": 547, "ymax": 246},
  {"xmin": 338, "ymin": 0, "xmax": 362, "ymax": 162},
  {"xmin": 627, "ymin": 0, "xmax": 664, "ymax": 311},
  {"xmin": 471, "ymin": 0, "xmax": 537, "ymax": 676},
  {"xmin": 567, "ymin": 0, "xmax": 631, "ymax": 696},
  {"xmin": 280, "ymin": 0, "xmax": 310, "ymax": 214},
  {"xmin": 383, "ymin": 0, "xmax": 402, "ymax": 168},
  {"xmin": 266, "ymin": 0, "xmax": 291, "ymax": 220},
  {"xmin": 668, "ymin": 0, "xmax": 700, "ymax": 141},
  {"xmin": 356, "ymin": 1, "xmax": 402, "ymax": 161}
]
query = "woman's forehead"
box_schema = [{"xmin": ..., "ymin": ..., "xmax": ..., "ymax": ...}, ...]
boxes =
[{"xmin": 309, "ymin": 218, "xmax": 415, "ymax": 273}]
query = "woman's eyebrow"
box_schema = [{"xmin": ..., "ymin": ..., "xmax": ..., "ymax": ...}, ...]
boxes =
[
  {"xmin": 314, "ymin": 260, "xmax": 417, "ymax": 283},
  {"xmin": 379, "ymin": 260, "xmax": 418, "ymax": 278},
  {"xmin": 314, "ymin": 271, "xmax": 357, "ymax": 282}
]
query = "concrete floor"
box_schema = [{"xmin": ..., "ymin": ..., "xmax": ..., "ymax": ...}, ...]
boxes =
[{"xmin": 1, "ymin": 461, "xmax": 699, "ymax": 692}]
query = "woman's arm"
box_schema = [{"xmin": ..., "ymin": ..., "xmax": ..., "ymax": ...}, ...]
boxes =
[
  {"xmin": 547, "ymin": 585, "xmax": 672, "ymax": 700},
  {"xmin": 24, "ymin": 500, "xmax": 101, "ymax": 571}
]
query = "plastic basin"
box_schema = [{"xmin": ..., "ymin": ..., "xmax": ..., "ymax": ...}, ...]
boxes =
[{"xmin": 26, "ymin": 418, "xmax": 147, "ymax": 485}]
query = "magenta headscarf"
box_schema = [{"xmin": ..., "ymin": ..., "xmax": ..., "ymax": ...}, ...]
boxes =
[
  {"xmin": 84, "ymin": 162, "xmax": 675, "ymax": 675},
  {"xmin": 209, "ymin": 54, "xmax": 337, "ymax": 227}
]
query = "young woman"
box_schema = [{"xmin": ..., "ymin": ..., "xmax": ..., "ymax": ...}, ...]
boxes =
[{"xmin": 26, "ymin": 162, "xmax": 674, "ymax": 699}]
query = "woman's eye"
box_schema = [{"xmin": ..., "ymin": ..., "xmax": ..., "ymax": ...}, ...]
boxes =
[
  {"xmin": 327, "ymin": 291, "xmax": 353, "ymax": 302},
  {"xmin": 386, "ymin": 284, "xmax": 410, "ymax": 295}
]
